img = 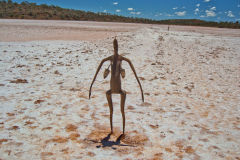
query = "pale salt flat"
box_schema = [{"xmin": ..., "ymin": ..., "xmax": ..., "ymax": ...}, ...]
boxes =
[{"xmin": 0, "ymin": 19, "xmax": 240, "ymax": 160}]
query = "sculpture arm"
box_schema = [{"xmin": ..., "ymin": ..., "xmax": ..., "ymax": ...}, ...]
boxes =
[
  {"xmin": 123, "ymin": 57, "xmax": 144, "ymax": 102},
  {"xmin": 89, "ymin": 57, "xmax": 111, "ymax": 99}
]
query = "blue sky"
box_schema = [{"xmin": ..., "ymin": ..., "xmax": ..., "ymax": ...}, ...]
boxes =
[{"xmin": 12, "ymin": 0, "xmax": 240, "ymax": 22}]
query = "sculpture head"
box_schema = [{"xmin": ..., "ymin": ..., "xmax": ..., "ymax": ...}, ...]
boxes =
[{"xmin": 113, "ymin": 37, "xmax": 118, "ymax": 55}]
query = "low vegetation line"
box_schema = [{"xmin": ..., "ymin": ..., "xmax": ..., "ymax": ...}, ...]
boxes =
[{"xmin": 0, "ymin": 0, "xmax": 240, "ymax": 29}]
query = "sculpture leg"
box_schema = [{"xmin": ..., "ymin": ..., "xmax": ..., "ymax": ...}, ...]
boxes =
[
  {"xmin": 120, "ymin": 90, "xmax": 126, "ymax": 134},
  {"xmin": 106, "ymin": 90, "xmax": 113, "ymax": 134}
]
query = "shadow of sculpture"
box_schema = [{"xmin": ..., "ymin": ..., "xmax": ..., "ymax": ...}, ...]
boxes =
[{"xmin": 89, "ymin": 133, "xmax": 135, "ymax": 150}]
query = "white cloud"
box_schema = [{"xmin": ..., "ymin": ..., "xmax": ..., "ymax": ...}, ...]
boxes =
[
  {"xmin": 210, "ymin": 7, "xmax": 216, "ymax": 11},
  {"xmin": 173, "ymin": 7, "xmax": 178, "ymax": 10},
  {"xmin": 200, "ymin": 15, "xmax": 205, "ymax": 18},
  {"xmin": 155, "ymin": 13, "xmax": 163, "ymax": 16},
  {"xmin": 103, "ymin": 10, "xmax": 107, "ymax": 13},
  {"xmin": 205, "ymin": 10, "xmax": 216, "ymax": 17},
  {"xmin": 227, "ymin": 11, "xmax": 235, "ymax": 17},
  {"xmin": 194, "ymin": 8, "xmax": 199, "ymax": 15},
  {"xmin": 128, "ymin": 8, "xmax": 134, "ymax": 11},
  {"xmin": 113, "ymin": 2, "xmax": 118, "ymax": 5},
  {"xmin": 195, "ymin": 4, "xmax": 200, "ymax": 15},
  {"xmin": 175, "ymin": 11, "xmax": 186, "ymax": 16},
  {"xmin": 116, "ymin": 9, "xmax": 121, "ymax": 12},
  {"xmin": 130, "ymin": 11, "xmax": 141, "ymax": 15},
  {"xmin": 238, "ymin": 4, "xmax": 240, "ymax": 7},
  {"xmin": 166, "ymin": 14, "xmax": 173, "ymax": 17},
  {"xmin": 204, "ymin": 0, "xmax": 211, "ymax": 2}
]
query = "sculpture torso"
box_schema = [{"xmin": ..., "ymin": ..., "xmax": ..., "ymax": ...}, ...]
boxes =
[{"xmin": 110, "ymin": 55, "xmax": 123, "ymax": 93}]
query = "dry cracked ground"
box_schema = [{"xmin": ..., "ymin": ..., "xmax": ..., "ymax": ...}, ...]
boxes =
[{"xmin": 0, "ymin": 20, "xmax": 240, "ymax": 160}]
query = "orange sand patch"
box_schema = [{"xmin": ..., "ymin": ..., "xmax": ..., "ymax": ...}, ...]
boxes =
[
  {"xmin": 29, "ymin": 126, "xmax": 38, "ymax": 129},
  {"xmin": 104, "ymin": 103, "xmax": 109, "ymax": 107},
  {"xmin": 127, "ymin": 105, "xmax": 135, "ymax": 110},
  {"xmin": 175, "ymin": 152, "xmax": 184, "ymax": 159},
  {"xmin": 116, "ymin": 147, "xmax": 132, "ymax": 155},
  {"xmin": 87, "ymin": 152, "xmax": 96, "ymax": 157},
  {"xmin": 61, "ymin": 148, "xmax": 69, "ymax": 154},
  {"xmin": 149, "ymin": 124, "xmax": 159, "ymax": 129},
  {"xmin": 121, "ymin": 132, "xmax": 148, "ymax": 146},
  {"xmin": 42, "ymin": 127, "xmax": 52, "ymax": 130},
  {"xmin": 87, "ymin": 128, "xmax": 111, "ymax": 142},
  {"xmin": 165, "ymin": 147, "xmax": 173, "ymax": 152},
  {"xmin": 45, "ymin": 136, "xmax": 68, "ymax": 143},
  {"xmin": 7, "ymin": 113, "xmax": 15, "ymax": 116},
  {"xmin": 10, "ymin": 79, "xmax": 28, "ymax": 83},
  {"xmin": 65, "ymin": 124, "xmax": 78, "ymax": 132},
  {"xmin": 184, "ymin": 146, "xmax": 195, "ymax": 154},
  {"xmin": 0, "ymin": 139, "xmax": 8, "ymax": 145},
  {"xmin": 153, "ymin": 153, "xmax": 163, "ymax": 160},
  {"xmin": 25, "ymin": 121, "xmax": 34, "ymax": 125},
  {"xmin": 34, "ymin": 99, "xmax": 44, "ymax": 104},
  {"xmin": 69, "ymin": 133, "xmax": 80, "ymax": 141},
  {"xmin": 78, "ymin": 92, "xmax": 88, "ymax": 99},
  {"xmin": 200, "ymin": 111, "xmax": 209, "ymax": 118},
  {"xmin": 8, "ymin": 126, "xmax": 19, "ymax": 130},
  {"xmin": 81, "ymin": 105, "xmax": 90, "ymax": 112},
  {"xmin": 6, "ymin": 142, "xmax": 23, "ymax": 146},
  {"xmin": 41, "ymin": 152, "xmax": 53, "ymax": 157},
  {"xmin": 175, "ymin": 140, "xmax": 184, "ymax": 151},
  {"xmin": 140, "ymin": 102, "xmax": 152, "ymax": 107}
]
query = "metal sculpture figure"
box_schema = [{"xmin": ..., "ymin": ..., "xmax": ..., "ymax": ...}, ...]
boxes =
[{"xmin": 89, "ymin": 37, "xmax": 144, "ymax": 135}]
